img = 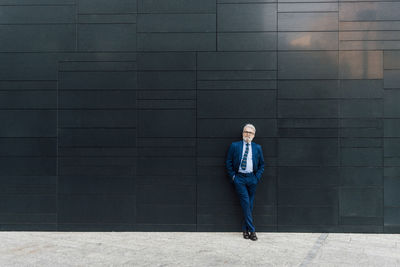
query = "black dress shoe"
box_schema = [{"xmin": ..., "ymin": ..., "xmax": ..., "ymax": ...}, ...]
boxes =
[
  {"xmin": 243, "ymin": 231, "xmax": 250, "ymax": 239},
  {"xmin": 249, "ymin": 232, "xmax": 258, "ymax": 241}
]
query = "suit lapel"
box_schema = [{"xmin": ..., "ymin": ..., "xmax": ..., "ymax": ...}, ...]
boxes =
[
  {"xmin": 238, "ymin": 141, "xmax": 243, "ymax": 163},
  {"xmin": 251, "ymin": 142, "xmax": 256, "ymax": 163}
]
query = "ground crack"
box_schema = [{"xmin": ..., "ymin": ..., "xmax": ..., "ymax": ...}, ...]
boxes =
[{"xmin": 299, "ymin": 233, "xmax": 329, "ymax": 267}]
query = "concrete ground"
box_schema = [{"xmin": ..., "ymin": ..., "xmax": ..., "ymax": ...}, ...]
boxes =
[{"xmin": 1, "ymin": 232, "xmax": 400, "ymax": 266}]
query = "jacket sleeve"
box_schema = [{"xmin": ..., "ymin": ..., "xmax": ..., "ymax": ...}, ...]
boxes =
[
  {"xmin": 255, "ymin": 145, "xmax": 265, "ymax": 181},
  {"xmin": 225, "ymin": 143, "xmax": 236, "ymax": 181}
]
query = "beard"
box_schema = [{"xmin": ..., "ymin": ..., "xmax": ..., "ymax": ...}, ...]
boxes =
[{"xmin": 243, "ymin": 136, "xmax": 253, "ymax": 143}]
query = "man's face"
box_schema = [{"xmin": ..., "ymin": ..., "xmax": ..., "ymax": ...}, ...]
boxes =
[{"xmin": 242, "ymin": 127, "xmax": 255, "ymax": 143}]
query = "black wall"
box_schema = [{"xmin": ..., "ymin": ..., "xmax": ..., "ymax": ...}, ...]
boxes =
[{"xmin": 1, "ymin": 0, "xmax": 400, "ymax": 232}]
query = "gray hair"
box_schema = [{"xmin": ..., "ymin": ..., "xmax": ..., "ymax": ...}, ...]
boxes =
[{"xmin": 243, "ymin": 123, "xmax": 256, "ymax": 133}]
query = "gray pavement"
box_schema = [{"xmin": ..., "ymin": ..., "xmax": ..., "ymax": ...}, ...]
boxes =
[{"xmin": 1, "ymin": 232, "xmax": 400, "ymax": 266}]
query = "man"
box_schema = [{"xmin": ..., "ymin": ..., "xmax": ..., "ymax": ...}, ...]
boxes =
[{"xmin": 225, "ymin": 124, "xmax": 265, "ymax": 241}]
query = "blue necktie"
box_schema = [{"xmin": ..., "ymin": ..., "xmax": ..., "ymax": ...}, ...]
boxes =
[{"xmin": 241, "ymin": 143, "xmax": 249, "ymax": 170}]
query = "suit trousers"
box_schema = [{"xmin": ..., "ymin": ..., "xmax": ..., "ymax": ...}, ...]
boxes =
[{"xmin": 233, "ymin": 173, "xmax": 258, "ymax": 232}]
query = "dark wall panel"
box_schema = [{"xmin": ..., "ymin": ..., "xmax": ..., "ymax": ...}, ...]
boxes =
[
  {"xmin": 278, "ymin": 12, "xmax": 338, "ymax": 31},
  {"xmin": 138, "ymin": 0, "xmax": 216, "ymax": 13},
  {"xmin": 278, "ymin": 32, "xmax": 338, "ymax": 51},
  {"xmin": 218, "ymin": 3, "xmax": 276, "ymax": 32},
  {"xmin": 0, "ymin": 25, "xmax": 76, "ymax": 52},
  {"xmin": 339, "ymin": 51, "xmax": 383, "ymax": 79},
  {"xmin": 78, "ymin": 0, "xmax": 137, "ymax": 13},
  {"xmin": 339, "ymin": 2, "xmax": 400, "ymax": 21},
  {"xmin": 1, "ymin": 0, "xmax": 399, "ymax": 233},
  {"xmin": 0, "ymin": 53, "xmax": 61, "ymax": 80},
  {"xmin": 218, "ymin": 32, "xmax": 277, "ymax": 51},
  {"xmin": 78, "ymin": 24, "xmax": 137, "ymax": 52},
  {"xmin": 197, "ymin": 52, "xmax": 276, "ymax": 70},
  {"xmin": 279, "ymin": 52, "xmax": 338, "ymax": 79},
  {"xmin": 0, "ymin": 6, "xmax": 75, "ymax": 23}
]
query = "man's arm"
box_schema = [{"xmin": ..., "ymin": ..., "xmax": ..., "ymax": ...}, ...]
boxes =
[
  {"xmin": 255, "ymin": 145, "xmax": 265, "ymax": 181},
  {"xmin": 225, "ymin": 143, "xmax": 236, "ymax": 181}
]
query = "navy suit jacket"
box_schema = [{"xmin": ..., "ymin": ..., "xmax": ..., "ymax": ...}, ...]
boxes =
[{"xmin": 225, "ymin": 141, "xmax": 265, "ymax": 182}]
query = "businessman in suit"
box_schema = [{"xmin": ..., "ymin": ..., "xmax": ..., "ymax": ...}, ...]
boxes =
[{"xmin": 225, "ymin": 124, "xmax": 265, "ymax": 241}]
